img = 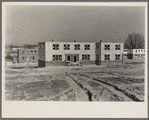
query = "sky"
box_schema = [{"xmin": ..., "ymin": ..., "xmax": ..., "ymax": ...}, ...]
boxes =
[{"xmin": 5, "ymin": 5, "xmax": 145, "ymax": 45}]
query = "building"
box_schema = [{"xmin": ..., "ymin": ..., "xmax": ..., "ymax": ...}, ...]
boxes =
[
  {"xmin": 123, "ymin": 49, "xmax": 145, "ymax": 59},
  {"xmin": 95, "ymin": 41, "xmax": 124, "ymax": 65},
  {"xmin": 17, "ymin": 48, "xmax": 38, "ymax": 63},
  {"xmin": 38, "ymin": 41, "xmax": 124, "ymax": 67}
]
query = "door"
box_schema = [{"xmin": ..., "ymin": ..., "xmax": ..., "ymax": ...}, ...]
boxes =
[
  {"xmin": 66, "ymin": 54, "xmax": 79, "ymax": 62},
  {"xmin": 74, "ymin": 56, "xmax": 77, "ymax": 62},
  {"xmin": 67, "ymin": 55, "xmax": 70, "ymax": 61}
]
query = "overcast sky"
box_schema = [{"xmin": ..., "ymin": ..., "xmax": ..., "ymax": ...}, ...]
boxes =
[{"xmin": 5, "ymin": 5, "xmax": 145, "ymax": 45}]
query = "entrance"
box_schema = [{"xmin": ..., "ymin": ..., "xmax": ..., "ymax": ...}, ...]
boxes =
[
  {"xmin": 67, "ymin": 55, "xmax": 70, "ymax": 61},
  {"xmin": 66, "ymin": 54, "xmax": 79, "ymax": 62},
  {"xmin": 74, "ymin": 56, "xmax": 77, "ymax": 62}
]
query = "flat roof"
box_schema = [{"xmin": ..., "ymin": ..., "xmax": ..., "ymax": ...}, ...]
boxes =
[{"xmin": 39, "ymin": 41, "xmax": 123, "ymax": 43}]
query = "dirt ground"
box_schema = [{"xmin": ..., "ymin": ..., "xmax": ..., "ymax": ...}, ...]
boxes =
[{"xmin": 5, "ymin": 62, "xmax": 145, "ymax": 101}]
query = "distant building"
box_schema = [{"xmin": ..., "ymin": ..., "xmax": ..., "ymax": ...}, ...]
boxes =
[
  {"xmin": 123, "ymin": 49, "xmax": 145, "ymax": 59},
  {"xmin": 38, "ymin": 41, "xmax": 124, "ymax": 67},
  {"xmin": 17, "ymin": 48, "xmax": 38, "ymax": 63}
]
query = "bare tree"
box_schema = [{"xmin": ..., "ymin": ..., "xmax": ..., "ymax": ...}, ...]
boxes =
[{"xmin": 124, "ymin": 33, "xmax": 144, "ymax": 49}]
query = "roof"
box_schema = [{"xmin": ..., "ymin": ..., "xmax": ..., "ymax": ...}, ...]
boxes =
[{"xmin": 38, "ymin": 41, "xmax": 123, "ymax": 44}]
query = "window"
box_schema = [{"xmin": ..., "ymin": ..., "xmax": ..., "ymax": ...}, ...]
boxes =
[
  {"xmin": 136, "ymin": 50, "xmax": 137, "ymax": 52},
  {"xmin": 74, "ymin": 44, "xmax": 80, "ymax": 50},
  {"xmin": 22, "ymin": 56, "xmax": 24, "ymax": 60},
  {"xmin": 138, "ymin": 50, "xmax": 140, "ymax": 52},
  {"xmin": 105, "ymin": 45, "xmax": 110, "ymax": 50},
  {"xmin": 53, "ymin": 44, "xmax": 59, "ymax": 50},
  {"xmin": 82, "ymin": 54, "xmax": 90, "ymax": 60},
  {"xmin": 64, "ymin": 44, "xmax": 70, "ymax": 50},
  {"xmin": 85, "ymin": 45, "xmax": 90, "ymax": 50},
  {"xmin": 34, "ymin": 50, "xmax": 36, "ymax": 53},
  {"xmin": 105, "ymin": 55, "xmax": 110, "ymax": 60},
  {"xmin": 33, "ymin": 56, "xmax": 35, "ymax": 60},
  {"xmin": 141, "ymin": 50, "xmax": 143, "ymax": 52},
  {"xmin": 115, "ymin": 45, "xmax": 121, "ymax": 50},
  {"xmin": 53, "ymin": 55, "xmax": 62, "ymax": 60},
  {"xmin": 135, "ymin": 54, "xmax": 137, "ymax": 56},
  {"xmin": 31, "ymin": 50, "xmax": 33, "ymax": 52},
  {"xmin": 115, "ymin": 54, "xmax": 120, "ymax": 60}
]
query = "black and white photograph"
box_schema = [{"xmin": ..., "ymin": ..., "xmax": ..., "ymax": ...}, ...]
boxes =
[{"xmin": 2, "ymin": 2, "xmax": 148, "ymax": 118}]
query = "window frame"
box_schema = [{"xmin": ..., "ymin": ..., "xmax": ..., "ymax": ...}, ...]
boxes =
[
  {"xmin": 84, "ymin": 44, "xmax": 90, "ymax": 50},
  {"xmin": 53, "ymin": 55, "xmax": 62, "ymax": 61},
  {"xmin": 74, "ymin": 44, "xmax": 80, "ymax": 50},
  {"xmin": 105, "ymin": 44, "xmax": 110, "ymax": 50},
  {"xmin": 53, "ymin": 44, "xmax": 59, "ymax": 50},
  {"xmin": 82, "ymin": 54, "xmax": 90, "ymax": 60},
  {"xmin": 104, "ymin": 55, "xmax": 110, "ymax": 60},
  {"xmin": 64, "ymin": 44, "xmax": 70, "ymax": 50},
  {"xmin": 115, "ymin": 54, "xmax": 120, "ymax": 60},
  {"xmin": 115, "ymin": 45, "xmax": 121, "ymax": 50}
]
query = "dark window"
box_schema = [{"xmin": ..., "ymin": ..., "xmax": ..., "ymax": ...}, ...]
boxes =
[
  {"xmin": 115, "ymin": 45, "xmax": 121, "ymax": 50},
  {"xmin": 84, "ymin": 45, "xmax": 90, "ymax": 50},
  {"xmin": 115, "ymin": 54, "xmax": 120, "ymax": 60},
  {"xmin": 135, "ymin": 54, "xmax": 137, "ymax": 56},
  {"xmin": 33, "ymin": 56, "xmax": 35, "ymax": 60},
  {"xmin": 64, "ymin": 44, "xmax": 70, "ymax": 50},
  {"xmin": 105, "ymin": 55, "xmax": 110, "ymax": 60},
  {"xmin": 136, "ymin": 50, "xmax": 137, "ymax": 52},
  {"xmin": 34, "ymin": 50, "xmax": 36, "ymax": 53},
  {"xmin": 53, "ymin": 55, "xmax": 62, "ymax": 60},
  {"xmin": 31, "ymin": 50, "xmax": 33, "ymax": 52},
  {"xmin": 82, "ymin": 54, "xmax": 90, "ymax": 60},
  {"xmin": 74, "ymin": 44, "xmax": 80, "ymax": 50},
  {"xmin": 53, "ymin": 44, "xmax": 59, "ymax": 50},
  {"xmin": 105, "ymin": 45, "xmax": 110, "ymax": 50}
]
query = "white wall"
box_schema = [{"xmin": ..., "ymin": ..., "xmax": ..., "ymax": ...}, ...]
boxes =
[
  {"xmin": 101, "ymin": 42, "xmax": 124, "ymax": 61},
  {"xmin": 45, "ymin": 42, "xmax": 96, "ymax": 62}
]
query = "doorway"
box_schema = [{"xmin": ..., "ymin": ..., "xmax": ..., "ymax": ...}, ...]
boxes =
[
  {"xmin": 65, "ymin": 54, "xmax": 79, "ymax": 62},
  {"xmin": 74, "ymin": 56, "xmax": 77, "ymax": 62}
]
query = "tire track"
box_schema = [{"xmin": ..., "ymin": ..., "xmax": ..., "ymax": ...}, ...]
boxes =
[
  {"xmin": 67, "ymin": 73, "xmax": 134, "ymax": 101},
  {"xmin": 79, "ymin": 73, "xmax": 142, "ymax": 102}
]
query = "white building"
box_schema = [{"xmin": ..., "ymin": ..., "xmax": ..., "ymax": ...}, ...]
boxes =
[
  {"xmin": 38, "ymin": 41, "xmax": 124, "ymax": 67},
  {"xmin": 123, "ymin": 49, "xmax": 145, "ymax": 59}
]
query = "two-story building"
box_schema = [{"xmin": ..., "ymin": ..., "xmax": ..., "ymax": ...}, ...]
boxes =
[
  {"xmin": 38, "ymin": 40, "xmax": 124, "ymax": 67},
  {"xmin": 96, "ymin": 41, "xmax": 124, "ymax": 65},
  {"xmin": 123, "ymin": 49, "xmax": 145, "ymax": 59},
  {"xmin": 17, "ymin": 48, "xmax": 38, "ymax": 63}
]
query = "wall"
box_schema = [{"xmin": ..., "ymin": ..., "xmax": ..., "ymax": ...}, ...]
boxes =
[
  {"xmin": 101, "ymin": 42, "xmax": 124, "ymax": 61},
  {"xmin": 18, "ymin": 48, "xmax": 38, "ymax": 63},
  {"xmin": 38, "ymin": 42, "xmax": 45, "ymax": 61},
  {"xmin": 45, "ymin": 42, "xmax": 96, "ymax": 62}
]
